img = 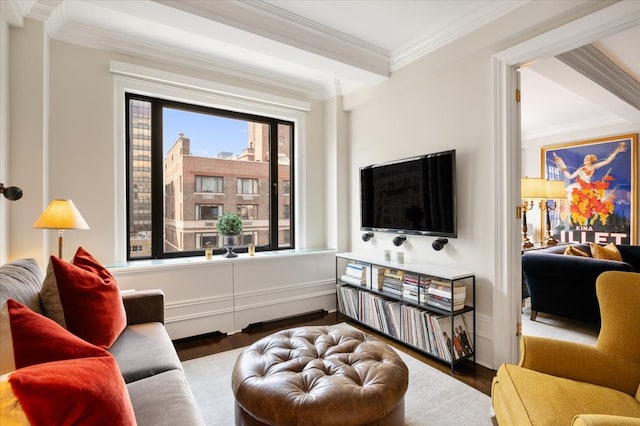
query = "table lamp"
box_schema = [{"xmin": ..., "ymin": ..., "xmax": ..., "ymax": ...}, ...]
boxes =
[
  {"xmin": 33, "ymin": 199, "xmax": 90, "ymax": 258},
  {"xmin": 541, "ymin": 180, "xmax": 567, "ymax": 246},
  {"xmin": 520, "ymin": 177, "xmax": 546, "ymax": 249}
]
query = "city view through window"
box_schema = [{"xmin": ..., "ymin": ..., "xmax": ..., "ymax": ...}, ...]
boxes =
[{"xmin": 127, "ymin": 96, "xmax": 293, "ymax": 259}]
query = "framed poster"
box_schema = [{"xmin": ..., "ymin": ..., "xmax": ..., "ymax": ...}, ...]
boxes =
[{"xmin": 541, "ymin": 133, "xmax": 637, "ymax": 245}]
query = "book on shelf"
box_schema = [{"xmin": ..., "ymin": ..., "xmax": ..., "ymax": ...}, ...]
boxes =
[
  {"xmin": 384, "ymin": 268, "xmax": 404, "ymax": 280},
  {"xmin": 433, "ymin": 315, "xmax": 474, "ymax": 361},
  {"xmin": 382, "ymin": 269, "xmax": 403, "ymax": 296},
  {"xmin": 425, "ymin": 298, "xmax": 465, "ymax": 312},
  {"xmin": 453, "ymin": 315, "xmax": 474, "ymax": 359},
  {"xmin": 425, "ymin": 281, "xmax": 467, "ymax": 311},
  {"xmin": 371, "ymin": 266, "xmax": 385, "ymax": 290},
  {"xmin": 340, "ymin": 274, "xmax": 367, "ymax": 287},
  {"xmin": 336, "ymin": 284, "xmax": 359, "ymax": 319},
  {"xmin": 345, "ymin": 262, "xmax": 368, "ymax": 285},
  {"xmin": 427, "ymin": 286, "xmax": 467, "ymax": 299},
  {"xmin": 429, "ymin": 278, "xmax": 465, "ymax": 288},
  {"xmin": 402, "ymin": 273, "xmax": 420, "ymax": 302}
]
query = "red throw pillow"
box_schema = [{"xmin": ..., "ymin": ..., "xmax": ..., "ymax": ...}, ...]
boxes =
[
  {"xmin": 0, "ymin": 299, "xmax": 107, "ymax": 375},
  {"xmin": 40, "ymin": 247, "xmax": 126, "ymax": 348},
  {"xmin": 3, "ymin": 355, "xmax": 136, "ymax": 426}
]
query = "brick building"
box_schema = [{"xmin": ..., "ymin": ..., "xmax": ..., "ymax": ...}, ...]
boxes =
[{"xmin": 163, "ymin": 123, "xmax": 291, "ymax": 253}]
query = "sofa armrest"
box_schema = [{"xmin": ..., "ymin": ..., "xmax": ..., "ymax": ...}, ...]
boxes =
[
  {"xmin": 573, "ymin": 415, "xmax": 640, "ymax": 425},
  {"xmin": 519, "ymin": 335, "xmax": 640, "ymax": 395},
  {"xmin": 618, "ymin": 245, "xmax": 640, "ymax": 271},
  {"xmin": 121, "ymin": 289, "xmax": 165, "ymax": 325}
]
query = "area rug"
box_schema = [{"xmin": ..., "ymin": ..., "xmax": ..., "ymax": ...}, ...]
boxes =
[{"xmin": 182, "ymin": 330, "xmax": 492, "ymax": 425}]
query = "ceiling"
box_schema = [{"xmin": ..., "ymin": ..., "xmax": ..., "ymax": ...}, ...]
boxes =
[{"xmin": 5, "ymin": 0, "xmax": 640, "ymax": 139}]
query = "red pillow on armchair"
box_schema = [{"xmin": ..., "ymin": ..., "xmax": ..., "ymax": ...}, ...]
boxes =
[{"xmin": 40, "ymin": 246, "xmax": 127, "ymax": 348}]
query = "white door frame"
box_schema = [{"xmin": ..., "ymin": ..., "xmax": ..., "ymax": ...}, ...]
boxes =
[{"xmin": 492, "ymin": 1, "xmax": 640, "ymax": 367}]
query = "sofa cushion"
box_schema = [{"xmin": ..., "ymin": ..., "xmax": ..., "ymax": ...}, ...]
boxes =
[
  {"xmin": 590, "ymin": 243, "xmax": 623, "ymax": 262},
  {"xmin": 0, "ymin": 299, "xmax": 107, "ymax": 375},
  {"xmin": 109, "ymin": 322, "xmax": 183, "ymax": 383},
  {"xmin": 494, "ymin": 364, "xmax": 640, "ymax": 425},
  {"xmin": 1, "ymin": 355, "xmax": 136, "ymax": 425},
  {"xmin": 127, "ymin": 369, "xmax": 204, "ymax": 426},
  {"xmin": 41, "ymin": 247, "xmax": 126, "ymax": 348},
  {"xmin": 564, "ymin": 245, "xmax": 589, "ymax": 257},
  {"xmin": 0, "ymin": 258, "xmax": 43, "ymax": 314}
]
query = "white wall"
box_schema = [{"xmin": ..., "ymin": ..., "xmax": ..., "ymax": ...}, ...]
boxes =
[
  {"xmin": 0, "ymin": 17, "xmax": 9, "ymax": 264},
  {"xmin": 4, "ymin": 27, "xmax": 335, "ymax": 343},
  {"xmin": 5, "ymin": 35, "xmax": 328, "ymax": 265},
  {"xmin": 7, "ymin": 18, "xmax": 49, "ymax": 264},
  {"xmin": 342, "ymin": 1, "xmax": 608, "ymax": 368},
  {"xmin": 344, "ymin": 49, "xmax": 497, "ymax": 367}
]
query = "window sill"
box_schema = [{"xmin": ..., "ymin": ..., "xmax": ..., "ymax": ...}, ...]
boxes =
[{"xmin": 107, "ymin": 248, "xmax": 335, "ymax": 272}]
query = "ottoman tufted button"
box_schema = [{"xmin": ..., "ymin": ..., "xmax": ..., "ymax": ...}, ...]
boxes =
[{"xmin": 232, "ymin": 324, "xmax": 408, "ymax": 426}]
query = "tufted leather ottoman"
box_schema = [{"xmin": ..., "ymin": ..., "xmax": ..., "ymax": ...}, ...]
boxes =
[{"xmin": 231, "ymin": 324, "xmax": 409, "ymax": 426}]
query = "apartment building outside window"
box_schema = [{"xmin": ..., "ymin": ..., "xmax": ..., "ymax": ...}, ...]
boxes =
[{"xmin": 126, "ymin": 93, "xmax": 294, "ymax": 259}]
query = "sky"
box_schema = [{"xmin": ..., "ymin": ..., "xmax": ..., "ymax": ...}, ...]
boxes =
[{"xmin": 163, "ymin": 108, "xmax": 249, "ymax": 158}]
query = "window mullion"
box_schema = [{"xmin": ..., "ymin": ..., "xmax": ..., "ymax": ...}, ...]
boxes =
[
  {"xmin": 269, "ymin": 119, "xmax": 279, "ymax": 248},
  {"xmin": 150, "ymin": 101, "xmax": 164, "ymax": 259}
]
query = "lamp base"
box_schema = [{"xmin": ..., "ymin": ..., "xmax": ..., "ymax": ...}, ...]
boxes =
[{"xmin": 544, "ymin": 236, "xmax": 559, "ymax": 246}]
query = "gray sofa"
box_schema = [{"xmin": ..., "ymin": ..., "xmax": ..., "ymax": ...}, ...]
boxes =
[{"xmin": 0, "ymin": 258, "xmax": 204, "ymax": 426}]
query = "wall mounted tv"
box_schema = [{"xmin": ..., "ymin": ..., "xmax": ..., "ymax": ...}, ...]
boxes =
[{"xmin": 360, "ymin": 150, "xmax": 457, "ymax": 237}]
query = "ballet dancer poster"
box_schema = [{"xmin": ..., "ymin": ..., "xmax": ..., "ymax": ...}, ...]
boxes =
[{"xmin": 541, "ymin": 133, "xmax": 637, "ymax": 245}]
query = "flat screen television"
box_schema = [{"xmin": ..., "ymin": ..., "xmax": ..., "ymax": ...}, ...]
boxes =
[{"xmin": 360, "ymin": 150, "xmax": 456, "ymax": 237}]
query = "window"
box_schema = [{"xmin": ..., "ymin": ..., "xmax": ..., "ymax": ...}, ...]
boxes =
[
  {"xmin": 237, "ymin": 204, "xmax": 257, "ymax": 220},
  {"xmin": 196, "ymin": 176, "xmax": 223, "ymax": 193},
  {"xmin": 196, "ymin": 204, "xmax": 222, "ymax": 220},
  {"xmin": 126, "ymin": 93, "xmax": 294, "ymax": 259},
  {"xmin": 195, "ymin": 233, "xmax": 218, "ymax": 249},
  {"xmin": 282, "ymin": 180, "xmax": 290, "ymax": 195},
  {"xmin": 237, "ymin": 178, "xmax": 258, "ymax": 195}
]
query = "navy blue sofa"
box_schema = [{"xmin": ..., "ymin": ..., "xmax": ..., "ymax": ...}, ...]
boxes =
[{"xmin": 522, "ymin": 244, "xmax": 640, "ymax": 325}]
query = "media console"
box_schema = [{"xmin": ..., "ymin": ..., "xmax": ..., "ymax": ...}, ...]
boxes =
[{"xmin": 336, "ymin": 252, "xmax": 475, "ymax": 372}]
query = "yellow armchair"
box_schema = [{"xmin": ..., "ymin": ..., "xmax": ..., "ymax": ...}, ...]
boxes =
[{"xmin": 492, "ymin": 271, "xmax": 640, "ymax": 425}]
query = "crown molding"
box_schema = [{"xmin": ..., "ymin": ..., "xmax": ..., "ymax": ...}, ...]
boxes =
[
  {"xmin": 558, "ymin": 43, "xmax": 640, "ymax": 111},
  {"xmin": 153, "ymin": 0, "xmax": 390, "ymax": 78},
  {"xmin": 27, "ymin": 0, "xmax": 383, "ymax": 99},
  {"xmin": 52, "ymin": 20, "xmax": 339, "ymax": 100},
  {"xmin": 391, "ymin": 0, "xmax": 526, "ymax": 71},
  {"xmin": 1, "ymin": 0, "xmax": 38, "ymax": 27}
]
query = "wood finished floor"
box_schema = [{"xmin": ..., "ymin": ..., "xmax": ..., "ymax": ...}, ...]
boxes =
[{"xmin": 172, "ymin": 310, "xmax": 496, "ymax": 396}]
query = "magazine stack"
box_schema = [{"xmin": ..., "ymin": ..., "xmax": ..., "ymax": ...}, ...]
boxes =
[
  {"xmin": 400, "ymin": 305, "xmax": 474, "ymax": 361},
  {"xmin": 425, "ymin": 279, "xmax": 466, "ymax": 311},
  {"xmin": 340, "ymin": 262, "xmax": 368, "ymax": 286},
  {"xmin": 402, "ymin": 272, "xmax": 430, "ymax": 303},
  {"xmin": 381, "ymin": 269, "xmax": 404, "ymax": 296}
]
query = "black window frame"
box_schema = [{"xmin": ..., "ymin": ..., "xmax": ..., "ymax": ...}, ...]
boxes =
[{"xmin": 125, "ymin": 92, "xmax": 295, "ymax": 260}]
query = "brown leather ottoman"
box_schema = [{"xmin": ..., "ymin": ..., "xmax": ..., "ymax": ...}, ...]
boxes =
[{"xmin": 231, "ymin": 324, "xmax": 409, "ymax": 426}]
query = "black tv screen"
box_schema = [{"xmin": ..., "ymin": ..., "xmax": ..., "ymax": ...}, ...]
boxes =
[{"xmin": 360, "ymin": 150, "xmax": 456, "ymax": 237}]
